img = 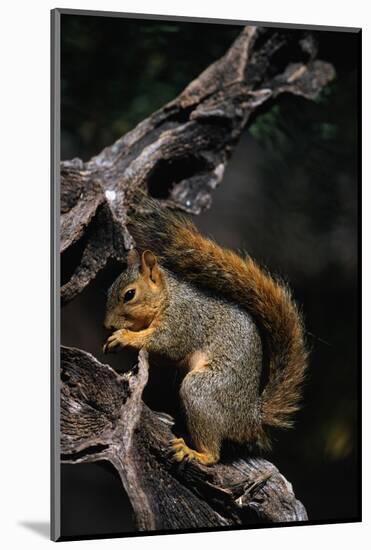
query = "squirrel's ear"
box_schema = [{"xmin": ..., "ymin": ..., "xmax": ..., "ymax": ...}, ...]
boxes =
[
  {"xmin": 141, "ymin": 250, "xmax": 162, "ymax": 284},
  {"xmin": 127, "ymin": 248, "xmax": 140, "ymax": 267}
]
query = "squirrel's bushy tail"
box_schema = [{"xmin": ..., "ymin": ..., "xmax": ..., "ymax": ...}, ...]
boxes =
[{"xmin": 129, "ymin": 199, "xmax": 308, "ymax": 435}]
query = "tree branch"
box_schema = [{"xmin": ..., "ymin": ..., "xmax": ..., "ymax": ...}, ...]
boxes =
[
  {"xmin": 60, "ymin": 25, "xmax": 334, "ymax": 304},
  {"xmin": 61, "ymin": 348, "xmax": 307, "ymax": 531}
]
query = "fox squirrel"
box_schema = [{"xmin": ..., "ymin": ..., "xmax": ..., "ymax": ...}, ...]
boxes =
[{"xmin": 103, "ymin": 200, "xmax": 307, "ymax": 466}]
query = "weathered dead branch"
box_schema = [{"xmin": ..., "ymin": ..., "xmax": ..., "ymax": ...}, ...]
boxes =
[
  {"xmin": 61, "ymin": 348, "xmax": 307, "ymax": 530},
  {"xmin": 61, "ymin": 26, "xmax": 334, "ymax": 304}
]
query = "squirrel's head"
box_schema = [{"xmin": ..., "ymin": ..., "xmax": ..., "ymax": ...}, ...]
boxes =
[{"xmin": 104, "ymin": 249, "xmax": 167, "ymax": 332}]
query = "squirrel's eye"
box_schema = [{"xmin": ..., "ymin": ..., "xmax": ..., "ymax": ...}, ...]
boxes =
[{"xmin": 123, "ymin": 289, "xmax": 136, "ymax": 303}]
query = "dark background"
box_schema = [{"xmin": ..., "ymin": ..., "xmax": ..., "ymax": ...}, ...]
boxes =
[{"xmin": 60, "ymin": 13, "xmax": 360, "ymax": 538}]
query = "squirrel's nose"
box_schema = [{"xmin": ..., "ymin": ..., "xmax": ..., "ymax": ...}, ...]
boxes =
[{"xmin": 104, "ymin": 316, "xmax": 114, "ymax": 331}]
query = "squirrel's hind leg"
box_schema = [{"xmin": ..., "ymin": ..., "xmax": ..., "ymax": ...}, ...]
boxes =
[{"xmin": 175, "ymin": 366, "xmax": 224, "ymax": 466}]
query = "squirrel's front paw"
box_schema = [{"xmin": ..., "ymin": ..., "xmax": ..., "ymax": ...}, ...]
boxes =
[{"xmin": 103, "ymin": 329, "xmax": 128, "ymax": 354}]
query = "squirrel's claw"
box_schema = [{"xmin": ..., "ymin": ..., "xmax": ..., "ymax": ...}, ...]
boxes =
[
  {"xmin": 103, "ymin": 330, "xmax": 126, "ymax": 354},
  {"xmin": 169, "ymin": 438, "xmax": 216, "ymax": 465},
  {"xmin": 170, "ymin": 438, "xmax": 189, "ymax": 463},
  {"xmin": 102, "ymin": 341, "xmax": 114, "ymax": 354}
]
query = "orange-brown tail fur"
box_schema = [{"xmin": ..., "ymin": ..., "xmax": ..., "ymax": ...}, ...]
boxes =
[{"xmin": 129, "ymin": 199, "xmax": 308, "ymax": 431}]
